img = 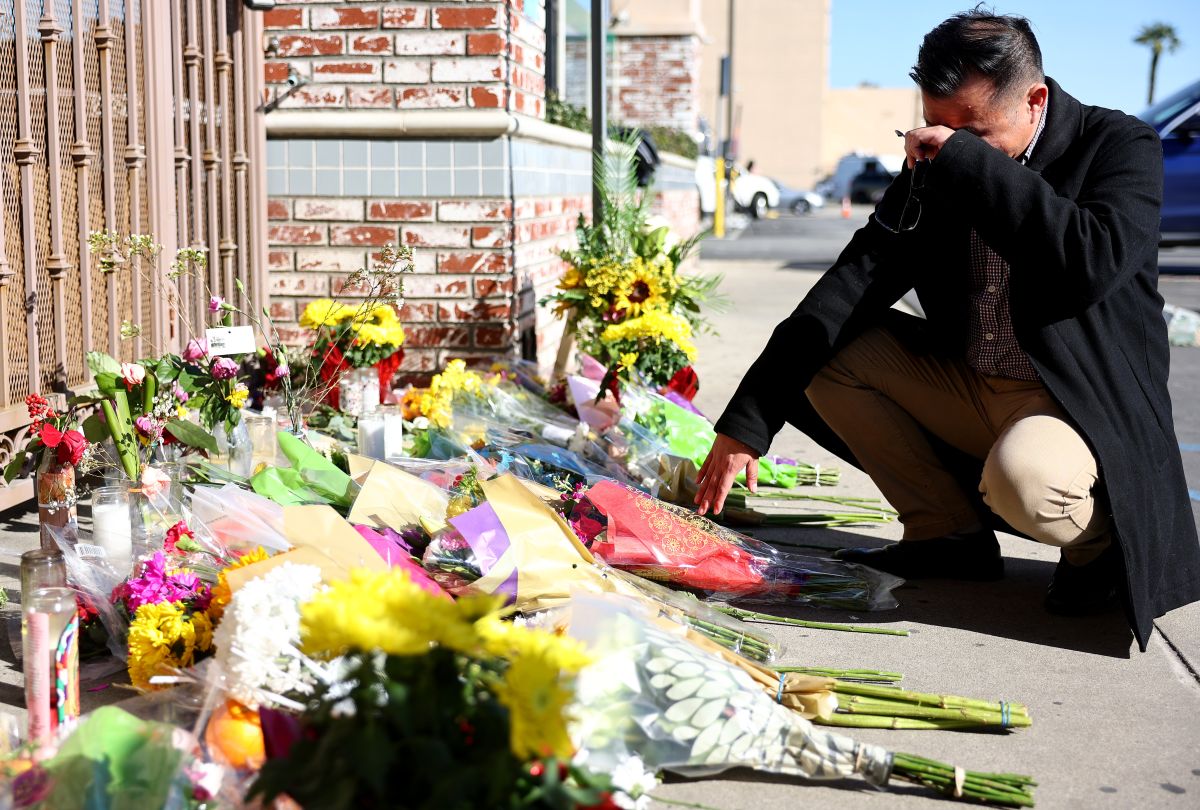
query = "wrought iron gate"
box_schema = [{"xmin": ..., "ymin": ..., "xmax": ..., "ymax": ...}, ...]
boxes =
[{"xmin": 0, "ymin": 0, "xmax": 266, "ymax": 509}]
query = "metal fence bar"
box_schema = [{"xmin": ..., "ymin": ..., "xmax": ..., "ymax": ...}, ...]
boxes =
[
  {"xmin": 95, "ymin": 0, "xmax": 118, "ymax": 357},
  {"xmin": 13, "ymin": 0, "xmax": 42, "ymax": 391},
  {"xmin": 70, "ymin": 0, "xmax": 95, "ymax": 363},
  {"xmin": 142, "ymin": 0, "xmax": 179, "ymax": 355},
  {"xmin": 243, "ymin": 7, "xmax": 267, "ymax": 321},
  {"xmin": 123, "ymin": 0, "xmax": 146, "ymax": 358},
  {"xmin": 184, "ymin": 0, "xmax": 205, "ymax": 331},
  {"xmin": 38, "ymin": 3, "xmax": 69, "ymax": 388},
  {"xmin": 215, "ymin": 0, "xmax": 235, "ymax": 308},
  {"xmin": 230, "ymin": 9, "xmax": 250, "ymax": 327},
  {"xmin": 0, "ymin": 147, "xmax": 12, "ymax": 402},
  {"xmin": 199, "ymin": 0, "xmax": 220, "ymax": 311},
  {"xmin": 168, "ymin": 0, "xmax": 190, "ymax": 336}
]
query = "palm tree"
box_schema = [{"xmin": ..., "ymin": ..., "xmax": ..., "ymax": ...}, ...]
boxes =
[{"xmin": 1134, "ymin": 23, "xmax": 1181, "ymax": 105}]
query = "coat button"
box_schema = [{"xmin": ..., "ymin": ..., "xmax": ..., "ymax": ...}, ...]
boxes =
[
  {"xmin": 985, "ymin": 332, "xmax": 995, "ymax": 340},
  {"xmin": 987, "ymin": 284, "xmax": 997, "ymax": 293}
]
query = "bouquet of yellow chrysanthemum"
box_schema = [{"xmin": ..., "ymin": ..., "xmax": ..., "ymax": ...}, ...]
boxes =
[
  {"xmin": 299, "ymin": 298, "xmax": 405, "ymax": 370},
  {"xmin": 248, "ymin": 568, "xmax": 634, "ymax": 810},
  {"xmin": 597, "ymin": 309, "xmax": 699, "ymax": 387},
  {"xmin": 400, "ymin": 358, "xmax": 501, "ymax": 430},
  {"xmin": 301, "ymin": 298, "xmax": 406, "ymax": 411},
  {"xmin": 539, "ymin": 132, "xmax": 718, "ymax": 384}
]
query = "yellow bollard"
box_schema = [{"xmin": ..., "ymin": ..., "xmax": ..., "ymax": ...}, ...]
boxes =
[{"xmin": 714, "ymin": 157, "xmax": 726, "ymax": 238}]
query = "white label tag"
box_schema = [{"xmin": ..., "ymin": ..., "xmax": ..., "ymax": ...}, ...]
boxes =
[
  {"xmin": 541, "ymin": 424, "xmax": 575, "ymax": 445},
  {"xmin": 205, "ymin": 326, "xmax": 256, "ymax": 356},
  {"xmin": 75, "ymin": 543, "xmax": 107, "ymax": 559}
]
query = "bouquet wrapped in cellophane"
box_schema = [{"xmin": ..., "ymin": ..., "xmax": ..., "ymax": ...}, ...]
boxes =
[
  {"xmin": 415, "ymin": 473, "xmax": 784, "ymax": 662},
  {"xmin": 580, "ymin": 480, "xmax": 902, "ymax": 610},
  {"xmin": 566, "ymin": 594, "xmax": 1037, "ymax": 807}
]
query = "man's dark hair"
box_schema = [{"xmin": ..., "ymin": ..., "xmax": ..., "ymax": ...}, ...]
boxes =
[{"xmin": 910, "ymin": 6, "xmax": 1044, "ymax": 99}]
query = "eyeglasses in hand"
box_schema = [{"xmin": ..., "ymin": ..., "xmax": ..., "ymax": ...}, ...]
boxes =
[{"xmin": 874, "ymin": 158, "xmax": 930, "ymax": 234}]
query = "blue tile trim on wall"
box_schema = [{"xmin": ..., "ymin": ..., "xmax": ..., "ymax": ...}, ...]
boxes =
[
  {"xmin": 266, "ymin": 138, "xmax": 510, "ymax": 197},
  {"xmin": 265, "ymin": 136, "xmax": 696, "ymax": 198}
]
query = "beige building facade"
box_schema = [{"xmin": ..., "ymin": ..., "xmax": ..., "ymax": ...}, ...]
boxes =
[
  {"xmin": 821, "ymin": 85, "xmax": 923, "ymax": 180},
  {"xmin": 615, "ymin": 0, "xmax": 923, "ymax": 188}
]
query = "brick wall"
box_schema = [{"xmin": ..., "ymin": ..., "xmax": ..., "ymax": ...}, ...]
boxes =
[
  {"xmin": 267, "ymin": 191, "xmax": 516, "ymax": 377},
  {"xmin": 261, "ymin": 1, "xmax": 701, "ymax": 386},
  {"xmin": 263, "ymin": 1, "xmax": 546, "ymax": 115},
  {"xmin": 612, "ymin": 35, "xmax": 700, "ymax": 133},
  {"xmin": 513, "ymin": 194, "xmax": 590, "ymax": 363}
]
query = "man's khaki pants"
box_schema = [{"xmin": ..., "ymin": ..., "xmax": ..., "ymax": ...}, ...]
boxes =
[{"xmin": 806, "ymin": 327, "xmax": 1110, "ymax": 563}]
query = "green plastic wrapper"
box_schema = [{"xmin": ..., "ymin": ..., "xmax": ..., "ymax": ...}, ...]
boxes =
[
  {"xmin": 36, "ymin": 706, "xmax": 187, "ymax": 810},
  {"xmin": 624, "ymin": 388, "xmax": 806, "ymax": 488},
  {"xmin": 250, "ymin": 430, "xmax": 359, "ymax": 509}
]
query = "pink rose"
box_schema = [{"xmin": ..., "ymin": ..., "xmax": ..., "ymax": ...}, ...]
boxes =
[
  {"xmin": 182, "ymin": 338, "xmax": 208, "ymax": 362},
  {"xmin": 120, "ymin": 363, "xmax": 146, "ymax": 389},
  {"xmin": 210, "ymin": 357, "xmax": 238, "ymax": 380},
  {"xmin": 55, "ymin": 430, "xmax": 88, "ymax": 466},
  {"xmin": 208, "ymin": 295, "xmax": 224, "ymax": 313},
  {"xmin": 140, "ymin": 466, "xmax": 171, "ymax": 498}
]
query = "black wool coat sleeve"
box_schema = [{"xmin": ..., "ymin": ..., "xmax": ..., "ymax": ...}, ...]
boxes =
[{"xmin": 715, "ymin": 78, "xmax": 1200, "ymax": 651}]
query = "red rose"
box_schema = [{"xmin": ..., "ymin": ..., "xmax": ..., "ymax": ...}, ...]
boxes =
[
  {"xmin": 38, "ymin": 422, "xmax": 63, "ymax": 448},
  {"xmin": 55, "ymin": 430, "xmax": 88, "ymax": 466}
]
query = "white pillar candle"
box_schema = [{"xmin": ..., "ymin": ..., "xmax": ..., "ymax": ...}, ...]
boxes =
[
  {"xmin": 91, "ymin": 501, "xmax": 133, "ymax": 569},
  {"xmin": 382, "ymin": 408, "xmax": 404, "ymax": 459},
  {"xmin": 357, "ymin": 412, "xmax": 387, "ymax": 460}
]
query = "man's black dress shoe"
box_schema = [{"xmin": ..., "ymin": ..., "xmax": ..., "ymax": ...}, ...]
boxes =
[
  {"xmin": 1044, "ymin": 544, "xmax": 1121, "ymax": 616},
  {"xmin": 832, "ymin": 529, "xmax": 1004, "ymax": 581}
]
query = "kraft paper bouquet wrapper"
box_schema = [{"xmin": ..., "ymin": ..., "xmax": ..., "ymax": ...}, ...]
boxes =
[
  {"xmin": 347, "ymin": 458, "xmax": 451, "ymax": 534},
  {"xmin": 420, "ymin": 474, "xmax": 617, "ymax": 610}
]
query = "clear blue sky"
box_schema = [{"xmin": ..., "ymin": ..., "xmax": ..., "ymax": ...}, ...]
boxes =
[{"xmin": 830, "ymin": 1, "xmax": 1200, "ymax": 115}]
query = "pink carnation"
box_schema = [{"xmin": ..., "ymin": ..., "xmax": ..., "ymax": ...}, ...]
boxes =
[
  {"xmin": 182, "ymin": 338, "xmax": 208, "ymax": 362},
  {"xmin": 113, "ymin": 552, "xmax": 211, "ymax": 612},
  {"xmin": 210, "ymin": 357, "xmax": 238, "ymax": 380}
]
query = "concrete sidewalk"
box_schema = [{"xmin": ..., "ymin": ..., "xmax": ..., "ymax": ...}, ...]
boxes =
[
  {"xmin": 651, "ymin": 259, "xmax": 1200, "ymax": 809},
  {"xmin": 0, "ymin": 257, "xmax": 1198, "ymax": 808}
]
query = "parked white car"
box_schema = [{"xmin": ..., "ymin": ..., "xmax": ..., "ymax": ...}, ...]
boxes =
[
  {"xmin": 695, "ymin": 157, "xmax": 780, "ymax": 218},
  {"xmin": 818, "ymin": 152, "xmax": 906, "ymax": 202}
]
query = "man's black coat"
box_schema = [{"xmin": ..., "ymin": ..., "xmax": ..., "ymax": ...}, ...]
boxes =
[{"xmin": 714, "ymin": 78, "xmax": 1200, "ymax": 651}]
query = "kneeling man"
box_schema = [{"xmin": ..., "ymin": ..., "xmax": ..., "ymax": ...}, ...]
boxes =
[{"xmin": 695, "ymin": 10, "xmax": 1200, "ymax": 651}]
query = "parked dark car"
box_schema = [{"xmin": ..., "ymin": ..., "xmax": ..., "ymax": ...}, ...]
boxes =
[
  {"xmin": 1139, "ymin": 78, "xmax": 1200, "ymax": 244},
  {"xmin": 847, "ymin": 160, "xmax": 895, "ymax": 204}
]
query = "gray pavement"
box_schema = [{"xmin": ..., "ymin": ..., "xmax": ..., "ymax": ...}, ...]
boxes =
[
  {"xmin": 647, "ymin": 211, "xmax": 1200, "ymax": 808},
  {"xmin": 1, "ymin": 207, "xmax": 1199, "ymax": 806}
]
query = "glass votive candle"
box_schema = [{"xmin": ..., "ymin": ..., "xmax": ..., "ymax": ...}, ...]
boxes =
[
  {"xmin": 338, "ymin": 369, "xmax": 365, "ymax": 417},
  {"xmin": 22, "ymin": 587, "xmax": 79, "ymax": 745},
  {"xmin": 359, "ymin": 368, "xmax": 381, "ymax": 414},
  {"xmin": 244, "ymin": 414, "xmax": 277, "ymax": 471},
  {"xmin": 19, "ymin": 549, "xmax": 66, "ymax": 598},
  {"xmin": 357, "ymin": 410, "xmax": 386, "ymax": 460},
  {"xmin": 89, "ymin": 485, "xmax": 134, "ymax": 574},
  {"xmin": 381, "ymin": 404, "xmax": 404, "ymax": 459}
]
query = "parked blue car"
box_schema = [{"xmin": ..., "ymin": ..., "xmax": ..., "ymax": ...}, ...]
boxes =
[{"xmin": 1139, "ymin": 79, "xmax": 1200, "ymax": 244}]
